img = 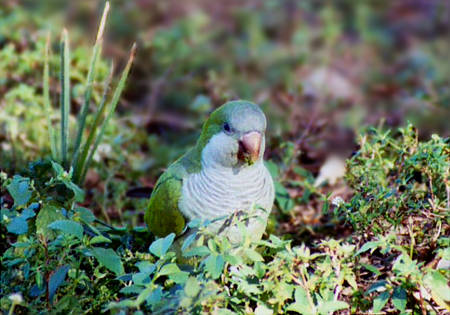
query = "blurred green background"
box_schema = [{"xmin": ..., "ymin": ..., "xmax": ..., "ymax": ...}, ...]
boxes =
[{"xmin": 1, "ymin": 0, "xmax": 449, "ymax": 223}]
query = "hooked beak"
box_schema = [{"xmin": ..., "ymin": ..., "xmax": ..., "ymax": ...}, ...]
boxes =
[{"xmin": 238, "ymin": 131, "xmax": 262, "ymax": 164}]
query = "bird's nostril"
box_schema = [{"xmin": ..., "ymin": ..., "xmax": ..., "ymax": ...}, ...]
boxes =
[
  {"xmin": 238, "ymin": 140, "xmax": 246, "ymax": 152},
  {"xmin": 238, "ymin": 131, "xmax": 261, "ymax": 163},
  {"xmin": 237, "ymin": 141, "xmax": 246, "ymax": 161}
]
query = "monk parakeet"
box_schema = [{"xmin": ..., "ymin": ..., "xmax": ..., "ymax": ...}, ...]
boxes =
[{"xmin": 145, "ymin": 100, "xmax": 274, "ymax": 242}]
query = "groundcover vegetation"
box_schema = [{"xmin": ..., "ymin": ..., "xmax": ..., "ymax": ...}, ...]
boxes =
[{"xmin": 1, "ymin": 1, "xmax": 449, "ymax": 314}]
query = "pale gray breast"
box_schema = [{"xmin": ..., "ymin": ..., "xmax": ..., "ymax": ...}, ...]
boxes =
[{"xmin": 178, "ymin": 161, "xmax": 274, "ymax": 228}]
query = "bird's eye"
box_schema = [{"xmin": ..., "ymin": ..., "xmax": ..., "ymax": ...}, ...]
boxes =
[{"xmin": 223, "ymin": 122, "xmax": 231, "ymax": 133}]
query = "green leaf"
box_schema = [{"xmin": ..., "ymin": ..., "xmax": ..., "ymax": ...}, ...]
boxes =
[
  {"xmin": 269, "ymin": 234, "xmax": 287, "ymax": 248},
  {"xmin": 80, "ymin": 43, "xmax": 136, "ymax": 183},
  {"xmin": 48, "ymin": 220, "xmax": 83, "ymax": 239},
  {"xmin": 50, "ymin": 162, "xmax": 85, "ymax": 202},
  {"xmin": 106, "ymin": 299, "xmax": 136, "ymax": 310},
  {"xmin": 90, "ymin": 235, "xmax": 112, "ymax": 244},
  {"xmin": 6, "ymin": 175, "xmax": 32, "ymax": 207},
  {"xmin": 181, "ymin": 232, "xmax": 197, "ymax": 252},
  {"xmin": 244, "ymin": 248, "xmax": 264, "ymax": 262},
  {"xmin": 43, "ymin": 33, "xmax": 57, "ymax": 160},
  {"xmin": 294, "ymin": 286, "xmax": 310, "ymax": 304},
  {"xmin": 424, "ymin": 270, "xmax": 450, "ymax": 308},
  {"xmin": 73, "ymin": 62, "xmax": 114, "ymax": 184},
  {"xmin": 51, "ymin": 161, "xmax": 65, "ymax": 175},
  {"xmin": 158, "ymin": 263, "xmax": 180, "ymax": 276},
  {"xmin": 344, "ymin": 273, "xmax": 358, "ymax": 291},
  {"xmin": 439, "ymin": 247, "xmax": 450, "ymax": 260},
  {"xmin": 145, "ymin": 286, "xmax": 163, "ymax": 306},
  {"xmin": 136, "ymin": 261, "xmax": 156, "ymax": 274},
  {"xmin": 91, "ymin": 247, "xmax": 124, "ymax": 276},
  {"xmin": 317, "ymin": 301, "xmax": 349, "ymax": 314},
  {"xmin": 149, "ymin": 233, "xmax": 175, "ymax": 258},
  {"xmin": 22, "ymin": 203, "xmax": 38, "ymax": 219},
  {"xmin": 207, "ymin": 239, "xmax": 218, "ymax": 253},
  {"xmin": 224, "ymin": 254, "xmax": 242, "ymax": 265},
  {"xmin": 60, "ymin": 29, "xmax": 71, "ymax": 167},
  {"xmin": 255, "ymin": 304, "xmax": 273, "ymax": 315},
  {"xmin": 265, "ymin": 160, "xmax": 279, "ymax": 179},
  {"xmin": 36, "ymin": 204, "xmax": 65, "ymax": 237},
  {"xmin": 360, "ymin": 263, "xmax": 381, "ymax": 276},
  {"xmin": 63, "ymin": 180, "xmax": 85, "ymax": 202},
  {"xmin": 169, "ymin": 271, "xmax": 189, "ymax": 284},
  {"xmin": 274, "ymin": 182, "xmax": 294, "ymax": 213},
  {"xmin": 49, "ymin": 265, "xmax": 70, "ymax": 303},
  {"xmin": 76, "ymin": 207, "xmax": 95, "ymax": 223},
  {"xmin": 120, "ymin": 285, "xmax": 144, "ymax": 295},
  {"xmin": 392, "ymin": 286, "xmax": 406, "ymax": 312},
  {"xmin": 183, "ymin": 245, "xmax": 211, "ymax": 258},
  {"xmin": 132, "ymin": 272, "xmax": 151, "ymax": 285},
  {"xmin": 71, "ymin": 5, "xmax": 108, "ymax": 173},
  {"xmin": 286, "ymin": 287, "xmax": 314, "ymax": 315},
  {"xmin": 134, "ymin": 287, "xmax": 161, "ymax": 307},
  {"xmin": 187, "ymin": 218, "xmax": 202, "ymax": 228},
  {"xmin": 373, "ymin": 291, "xmax": 390, "ymax": 313},
  {"xmin": 273, "ymin": 282, "xmax": 294, "ymax": 305},
  {"xmin": 216, "ymin": 309, "xmax": 237, "ymax": 315},
  {"xmin": 366, "ymin": 280, "xmax": 387, "ymax": 294},
  {"xmin": 54, "ymin": 294, "xmax": 83, "ymax": 314},
  {"xmin": 254, "ymin": 261, "xmax": 266, "ymax": 278},
  {"xmin": 184, "ymin": 277, "xmax": 201, "ymax": 298},
  {"xmin": 204, "ymin": 254, "xmax": 225, "ymax": 279},
  {"xmin": 354, "ymin": 241, "xmax": 380, "ymax": 256},
  {"xmin": 7, "ymin": 216, "xmax": 28, "ymax": 235}
]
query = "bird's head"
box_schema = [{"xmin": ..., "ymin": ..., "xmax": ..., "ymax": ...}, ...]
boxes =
[{"xmin": 197, "ymin": 100, "xmax": 267, "ymax": 169}]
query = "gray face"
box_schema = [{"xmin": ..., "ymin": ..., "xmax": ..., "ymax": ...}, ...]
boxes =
[{"xmin": 225, "ymin": 103, "xmax": 267, "ymax": 137}]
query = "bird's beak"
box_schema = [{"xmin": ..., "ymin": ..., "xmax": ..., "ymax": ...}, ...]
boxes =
[{"xmin": 238, "ymin": 131, "xmax": 262, "ymax": 164}]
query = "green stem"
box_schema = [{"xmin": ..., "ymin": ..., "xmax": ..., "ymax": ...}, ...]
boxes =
[
  {"xmin": 60, "ymin": 29, "xmax": 70, "ymax": 168},
  {"xmin": 72, "ymin": 2, "xmax": 110, "ymax": 172},
  {"xmin": 43, "ymin": 33, "xmax": 57, "ymax": 160},
  {"xmin": 8, "ymin": 302, "xmax": 17, "ymax": 315},
  {"xmin": 79, "ymin": 43, "xmax": 136, "ymax": 184},
  {"xmin": 72, "ymin": 62, "xmax": 114, "ymax": 184}
]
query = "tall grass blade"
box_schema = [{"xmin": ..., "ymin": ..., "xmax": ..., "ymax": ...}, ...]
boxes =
[
  {"xmin": 72, "ymin": 2, "xmax": 110, "ymax": 170},
  {"xmin": 73, "ymin": 62, "xmax": 114, "ymax": 184},
  {"xmin": 60, "ymin": 29, "xmax": 70, "ymax": 168},
  {"xmin": 43, "ymin": 33, "xmax": 58, "ymax": 160},
  {"xmin": 80, "ymin": 43, "xmax": 136, "ymax": 184}
]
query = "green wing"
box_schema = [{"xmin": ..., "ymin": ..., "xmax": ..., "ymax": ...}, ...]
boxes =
[{"xmin": 144, "ymin": 166, "xmax": 186, "ymax": 237}]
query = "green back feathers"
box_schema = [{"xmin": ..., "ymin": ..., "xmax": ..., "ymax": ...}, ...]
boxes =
[{"xmin": 144, "ymin": 164, "xmax": 186, "ymax": 237}]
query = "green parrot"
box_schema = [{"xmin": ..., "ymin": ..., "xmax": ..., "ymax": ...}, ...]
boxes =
[{"xmin": 144, "ymin": 100, "xmax": 274, "ymax": 243}]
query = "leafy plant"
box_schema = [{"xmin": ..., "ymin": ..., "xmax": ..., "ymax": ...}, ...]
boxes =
[
  {"xmin": 42, "ymin": 2, "xmax": 136, "ymax": 185},
  {"xmin": 1, "ymin": 123, "xmax": 449, "ymax": 314},
  {"xmin": 337, "ymin": 123, "xmax": 448, "ymax": 234}
]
